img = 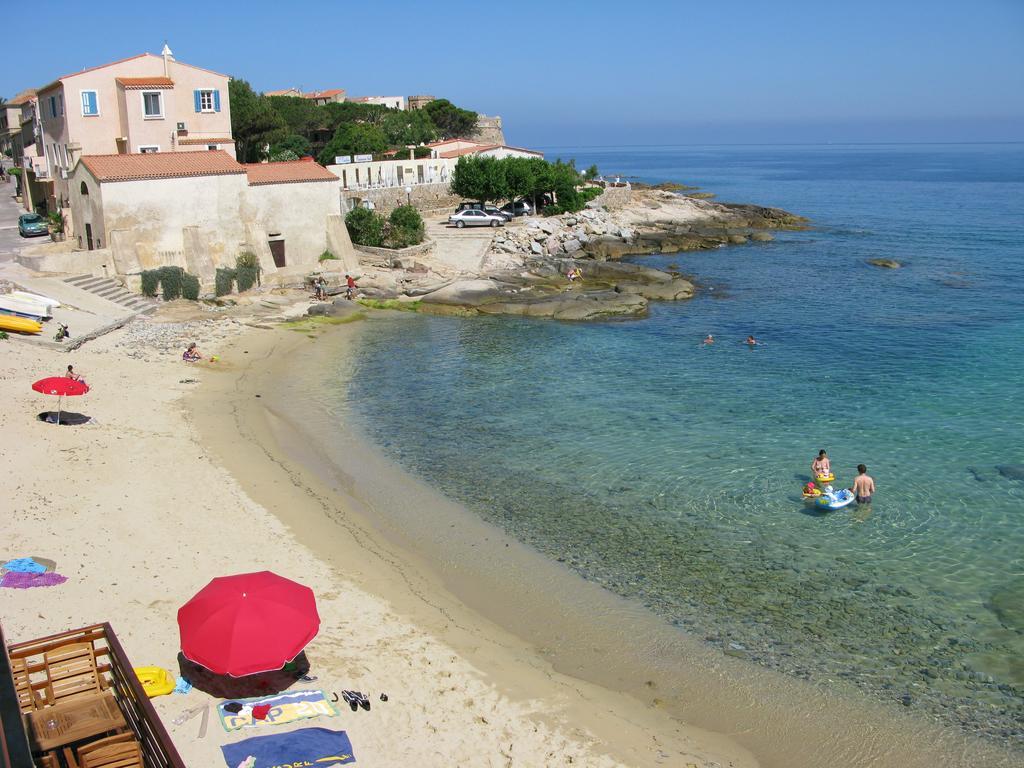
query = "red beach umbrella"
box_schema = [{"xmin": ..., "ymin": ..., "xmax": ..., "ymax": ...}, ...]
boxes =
[
  {"xmin": 32, "ymin": 376, "xmax": 89, "ymax": 425},
  {"xmin": 177, "ymin": 571, "xmax": 320, "ymax": 677}
]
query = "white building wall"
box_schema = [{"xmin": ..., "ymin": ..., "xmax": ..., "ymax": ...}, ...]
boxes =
[{"xmin": 241, "ymin": 180, "xmax": 342, "ymax": 266}]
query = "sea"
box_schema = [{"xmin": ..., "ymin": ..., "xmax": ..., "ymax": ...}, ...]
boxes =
[{"xmin": 324, "ymin": 145, "xmax": 1024, "ymax": 754}]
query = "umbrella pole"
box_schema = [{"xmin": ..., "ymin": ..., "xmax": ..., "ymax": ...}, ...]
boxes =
[{"xmin": 56, "ymin": 394, "xmax": 62, "ymax": 426}]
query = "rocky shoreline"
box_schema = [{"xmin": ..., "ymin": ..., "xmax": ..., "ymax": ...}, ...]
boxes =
[{"xmin": 312, "ymin": 189, "xmax": 808, "ymax": 321}]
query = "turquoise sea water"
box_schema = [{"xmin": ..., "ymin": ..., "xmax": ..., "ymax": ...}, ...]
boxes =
[{"xmin": 339, "ymin": 145, "xmax": 1024, "ymax": 745}]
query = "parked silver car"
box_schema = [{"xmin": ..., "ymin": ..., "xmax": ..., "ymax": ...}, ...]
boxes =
[{"xmin": 448, "ymin": 209, "xmax": 505, "ymax": 228}]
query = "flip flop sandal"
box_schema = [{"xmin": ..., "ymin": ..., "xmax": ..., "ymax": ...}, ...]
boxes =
[
  {"xmin": 341, "ymin": 691, "xmax": 359, "ymax": 712},
  {"xmin": 357, "ymin": 692, "xmax": 371, "ymax": 711}
]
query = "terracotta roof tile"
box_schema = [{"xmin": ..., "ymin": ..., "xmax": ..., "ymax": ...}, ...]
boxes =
[
  {"xmin": 79, "ymin": 150, "xmax": 245, "ymax": 182},
  {"xmin": 244, "ymin": 160, "xmax": 338, "ymax": 186},
  {"xmin": 439, "ymin": 144, "xmax": 499, "ymax": 159},
  {"xmin": 176, "ymin": 137, "xmax": 235, "ymax": 145},
  {"xmin": 303, "ymin": 89, "xmax": 345, "ymax": 99},
  {"xmin": 265, "ymin": 88, "xmax": 301, "ymax": 97},
  {"xmin": 117, "ymin": 76, "xmax": 174, "ymax": 89}
]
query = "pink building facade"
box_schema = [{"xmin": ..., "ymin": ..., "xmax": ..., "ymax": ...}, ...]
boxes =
[{"xmin": 34, "ymin": 46, "xmax": 234, "ymax": 228}]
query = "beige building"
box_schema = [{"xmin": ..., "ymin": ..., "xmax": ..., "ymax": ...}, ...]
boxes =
[
  {"xmin": 349, "ymin": 95, "xmax": 407, "ymax": 110},
  {"xmin": 426, "ymin": 138, "xmax": 543, "ymax": 160},
  {"xmin": 407, "ymin": 94, "xmax": 435, "ymax": 110},
  {"xmin": 266, "ymin": 88, "xmax": 346, "ymax": 106},
  {"xmin": 35, "ymin": 45, "xmax": 234, "ymax": 226},
  {"xmin": 68, "ymin": 152, "xmax": 355, "ymax": 282}
]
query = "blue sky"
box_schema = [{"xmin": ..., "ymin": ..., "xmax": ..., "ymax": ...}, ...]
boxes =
[{"xmin": 2, "ymin": 0, "xmax": 1022, "ymax": 146}]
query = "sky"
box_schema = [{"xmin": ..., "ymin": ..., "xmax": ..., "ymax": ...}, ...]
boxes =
[{"xmin": 2, "ymin": 0, "xmax": 1022, "ymax": 146}]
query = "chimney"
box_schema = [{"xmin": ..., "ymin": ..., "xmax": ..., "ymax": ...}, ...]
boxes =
[
  {"xmin": 67, "ymin": 142, "xmax": 82, "ymax": 169},
  {"xmin": 161, "ymin": 42, "xmax": 174, "ymax": 77}
]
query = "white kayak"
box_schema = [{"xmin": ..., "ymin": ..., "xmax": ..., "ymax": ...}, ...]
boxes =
[
  {"xmin": 814, "ymin": 488, "xmax": 856, "ymax": 510},
  {"xmin": 10, "ymin": 290, "xmax": 60, "ymax": 308},
  {"xmin": 0, "ymin": 295, "xmax": 51, "ymax": 319}
]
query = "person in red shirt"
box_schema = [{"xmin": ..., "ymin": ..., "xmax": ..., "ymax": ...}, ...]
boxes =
[{"xmin": 345, "ymin": 274, "xmax": 357, "ymax": 300}]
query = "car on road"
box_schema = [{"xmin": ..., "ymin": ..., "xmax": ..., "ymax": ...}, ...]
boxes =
[
  {"xmin": 448, "ymin": 209, "xmax": 505, "ymax": 228},
  {"xmin": 18, "ymin": 213, "xmax": 48, "ymax": 237},
  {"xmin": 500, "ymin": 200, "xmax": 534, "ymax": 217},
  {"xmin": 455, "ymin": 201, "xmax": 512, "ymax": 221}
]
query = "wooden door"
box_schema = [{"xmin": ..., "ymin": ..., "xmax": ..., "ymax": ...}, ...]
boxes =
[
  {"xmin": 269, "ymin": 240, "xmax": 285, "ymax": 268},
  {"xmin": 85, "ymin": 223, "xmax": 93, "ymax": 251}
]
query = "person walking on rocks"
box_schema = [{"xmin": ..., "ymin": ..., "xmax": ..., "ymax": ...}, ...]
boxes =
[{"xmin": 345, "ymin": 274, "xmax": 357, "ymax": 300}]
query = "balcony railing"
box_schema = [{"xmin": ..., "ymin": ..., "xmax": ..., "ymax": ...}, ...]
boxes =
[{"xmin": 2, "ymin": 622, "xmax": 186, "ymax": 768}]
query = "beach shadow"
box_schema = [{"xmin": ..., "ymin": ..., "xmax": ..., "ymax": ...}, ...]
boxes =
[
  {"xmin": 37, "ymin": 411, "xmax": 91, "ymax": 426},
  {"xmin": 177, "ymin": 652, "xmax": 310, "ymax": 698}
]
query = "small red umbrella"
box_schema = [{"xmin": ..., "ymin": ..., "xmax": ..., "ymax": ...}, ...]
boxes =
[
  {"xmin": 177, "ymin": 571, "xmax": 320, "ymax": 677},
  {"xmin": 32, "ymin": 377, "xmax": 89, "ymax": 425}
]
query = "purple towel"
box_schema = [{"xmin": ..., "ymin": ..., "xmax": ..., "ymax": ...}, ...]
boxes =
[{"xmin": 1, "ymin": 571, "xmax": 67, "ymax": 589}]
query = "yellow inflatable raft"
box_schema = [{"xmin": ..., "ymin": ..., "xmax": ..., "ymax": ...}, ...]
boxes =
[
  {"xmin": 814, "ymin": 473, "xmax": 835, "ymax": 484},
  {"xmin": 0, "ymin": 314, "xmax": 42, "ymax": 335},
  {"xmin": 803, "ymin": 488, "xmax": 822, "ymax": 499},
  {"xmin": 134, "ymin": 666, "xmax": 175, "ymax": 697}
]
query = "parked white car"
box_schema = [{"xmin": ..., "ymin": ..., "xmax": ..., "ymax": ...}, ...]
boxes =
[{"xmin": 448, "ymin": 209, "xmax": 505, "ymax": 228}]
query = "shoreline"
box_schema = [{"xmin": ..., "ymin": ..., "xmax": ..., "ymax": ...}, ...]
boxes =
[
  {"xmin": 186, "ymin": 317, "xmax": 758, "ymax": 767},
  {"xmin": 189, "ymin": 314, "xmax": 1021, "ymax": 768}
]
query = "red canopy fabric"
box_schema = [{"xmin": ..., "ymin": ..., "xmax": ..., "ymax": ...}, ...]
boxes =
[
  {"xmin": 32, "ymin": 377, "xmax": 89, "ymax": 396},
  {"xmin": 177, "ymin": 571, "xmax": 320, "ymax": 677}
]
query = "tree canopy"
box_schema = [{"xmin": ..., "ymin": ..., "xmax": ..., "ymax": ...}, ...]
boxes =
[
  {"xmin": 228, "ymin": 79, "xmax": 286, "ymax": 162},
  {"xmin": 423, "ymin": 99, "xmax": 478, "ymax": 139},
  {"xmin": 451, "ymin": 155, "xmax": 594, "ymax": 213},
  {"xmin": 230, "ymin": 89, "xmax": 480, "ymax": 164}
]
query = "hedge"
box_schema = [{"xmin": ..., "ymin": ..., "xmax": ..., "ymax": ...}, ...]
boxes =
[{"xmin": 215, "ymin": 268, "xmax": 236, "ymax": 297}]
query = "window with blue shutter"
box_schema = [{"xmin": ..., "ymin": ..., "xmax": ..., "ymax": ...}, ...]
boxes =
[
  {"xmin": 81, "ymin": 91, "xmax": 98, "ymax": 116},
  {"xmin": 194, "ymin": 90, "xmax": 202, "ymax": 113},
  {"xmin": 213, "ymin": 90, "xmax": 220, "ymax": 112}
]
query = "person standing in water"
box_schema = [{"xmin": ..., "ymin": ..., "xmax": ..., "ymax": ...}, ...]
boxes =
[
  {"xmin": 811, "ymin": 450, "xmax": 831, "ymax": 478},
  {"xmin": 850, "ymin": 464, "xmax": 875, "ymax": 504}
]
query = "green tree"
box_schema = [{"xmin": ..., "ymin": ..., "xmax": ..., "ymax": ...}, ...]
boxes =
[
  {"xmin": 269, "ymin": 133, "xmax": 311, "ymax": 159},
  {"xmin": 387, "ymin": 205, "xmax": 425, "ymax": 248},
  {"xmin": 381, "ymin": 109, "xmax": 438, "ymax": 146},
  {"xmin": 345, "ymin": 206, "xmax": 385, "ymax": 247},
  {"xmin": 266, "ymin": 96, "xmax": 321, "ymax": 137},
  {"xmin": 450, "ymin": 156, "xmax": 509, "ymax": 203},
  {"xmin": 229, "ymin": 79, "xmax": 286, "ymax": 162},
  {"xmin": 423, "ymin": 99, "xmax": 477, "ymax": 138},
  {"xmin": 504, "ymin": 157, "xmax": 536, "ymax": 204},
  {"xmin": 318, "ymin": 123, "xmax": 389, "ymax": 165}
]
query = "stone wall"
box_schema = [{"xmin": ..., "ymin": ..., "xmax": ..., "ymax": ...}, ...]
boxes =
[
  {"xmin": 342, "ymin": 182, "xmax": 461, "ymax": 216},
  {"xmin": 470, "ymin": 114, "xmax": 505, "ymax": 146}
]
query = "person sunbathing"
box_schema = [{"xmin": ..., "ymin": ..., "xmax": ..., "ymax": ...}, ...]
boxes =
[{"xmin": 183, "ymin": 343, "xmax": 202, "ymax": 362}]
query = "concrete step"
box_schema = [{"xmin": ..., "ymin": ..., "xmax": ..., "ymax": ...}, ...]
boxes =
[{"xmin": 62, "ymin": 274, "xmax": 159, "ymax": 315}]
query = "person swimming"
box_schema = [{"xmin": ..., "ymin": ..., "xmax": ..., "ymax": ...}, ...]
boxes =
[
  {"xmin": 703, "ymin": 334, "xmax": 714, "ymax": 345},
  {"xmin": 746, "ymin": 335, "xmax": 758, "ymax": 346}
]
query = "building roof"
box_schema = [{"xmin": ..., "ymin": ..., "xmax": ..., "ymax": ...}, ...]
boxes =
[
  {"xmin": 265, "ymin": 88, "xmax": 302, "ymax": 97},
  {"xmin": 79, "ymin": 150, "xmax": 246, "ymax": 182},
  {"xmin": 8, "ymin": 89, "xmax": 37, "ymax": 106},
  {"xmin": 177, "ymin": 137, "xmax": 235, "ymax": 145},
  {"xmin": 439, "ymin": 144, "xmax": 499, "ymax": 159},
  {"xmin": 244, "ymin": 160, "xmax": 338, "ymax": 186},
  {"xmin": 304, "ymin": 89, "xmax": 345, "ymax": 99},
  {"xmin": 39, "ymin": 52, "xmax": 229, "ymax": 94},
  {"xmin": 117, "ymin": 76, "xmax": 175, "ymax": 89}
]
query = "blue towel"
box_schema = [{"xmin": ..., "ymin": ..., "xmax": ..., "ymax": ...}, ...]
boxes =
[
  {"xmin": 173, "ymin": 676, "xmax": 192, "ymax": 695},
  {"xmin": 2, "ymin": 558, "xmax": 46, "ymax": 574},
  {"xmin": 221, "ymin": 727, "xmax": 355, "ymax": 767}
]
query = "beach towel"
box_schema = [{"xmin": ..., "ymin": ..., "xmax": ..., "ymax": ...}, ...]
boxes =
[
  {"xmin": 221, "ymin": 727, "xmax": 355, "ymax": 767},
  {"xmin": 1, "ymin": 572, "xmax": 67, "ymax": 589},
  {"xmin": 217, "ymin": 690, "xmax": 338, "ymax": 731},
  {"xmin": 1, "ymin": 558, "xmax": 47, "ymax": 574}
]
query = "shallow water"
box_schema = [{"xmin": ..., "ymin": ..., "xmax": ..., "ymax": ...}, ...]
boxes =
[{"xmin": 338, "ymin": 145, "xmax": 1024, "ymax": 747}]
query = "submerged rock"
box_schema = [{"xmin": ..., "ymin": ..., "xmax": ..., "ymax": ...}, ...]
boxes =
[
  {"xmin": 996, "ymin": 464, "xmax": 1024, "ymax": 481},
  {"xmin": 868, "ymin": 258, "xmax": 902, "ymax": 269}
]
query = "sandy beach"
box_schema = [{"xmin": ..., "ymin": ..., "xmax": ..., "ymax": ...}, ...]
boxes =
[{"xmin": 0, "ymin": 306, "xmax": 755, "ymax": 768}]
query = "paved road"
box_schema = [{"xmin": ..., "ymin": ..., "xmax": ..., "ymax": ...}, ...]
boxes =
[{"xmin": 0, "ymin": 173, "xmax": 31, "ymax": 264}]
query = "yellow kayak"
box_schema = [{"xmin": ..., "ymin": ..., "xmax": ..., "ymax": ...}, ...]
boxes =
[{"xmin": 0, "ymin": 314, "xmax": 42, "ymax": 334}]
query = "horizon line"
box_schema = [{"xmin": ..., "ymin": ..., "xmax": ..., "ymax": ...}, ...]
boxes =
[{"xmin": 533, "ymin": 140, "xmax": 1024, "ymax": 150}]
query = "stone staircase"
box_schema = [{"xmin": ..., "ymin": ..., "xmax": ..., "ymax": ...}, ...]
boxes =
[{"xmin": 63, "ymin": 274, "xmax": 159, "ymax": 314}]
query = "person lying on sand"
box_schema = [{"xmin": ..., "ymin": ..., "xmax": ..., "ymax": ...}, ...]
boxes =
[{"xmin": 183, "ymin": 343, "xmax": 202, "ymax": 362}]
